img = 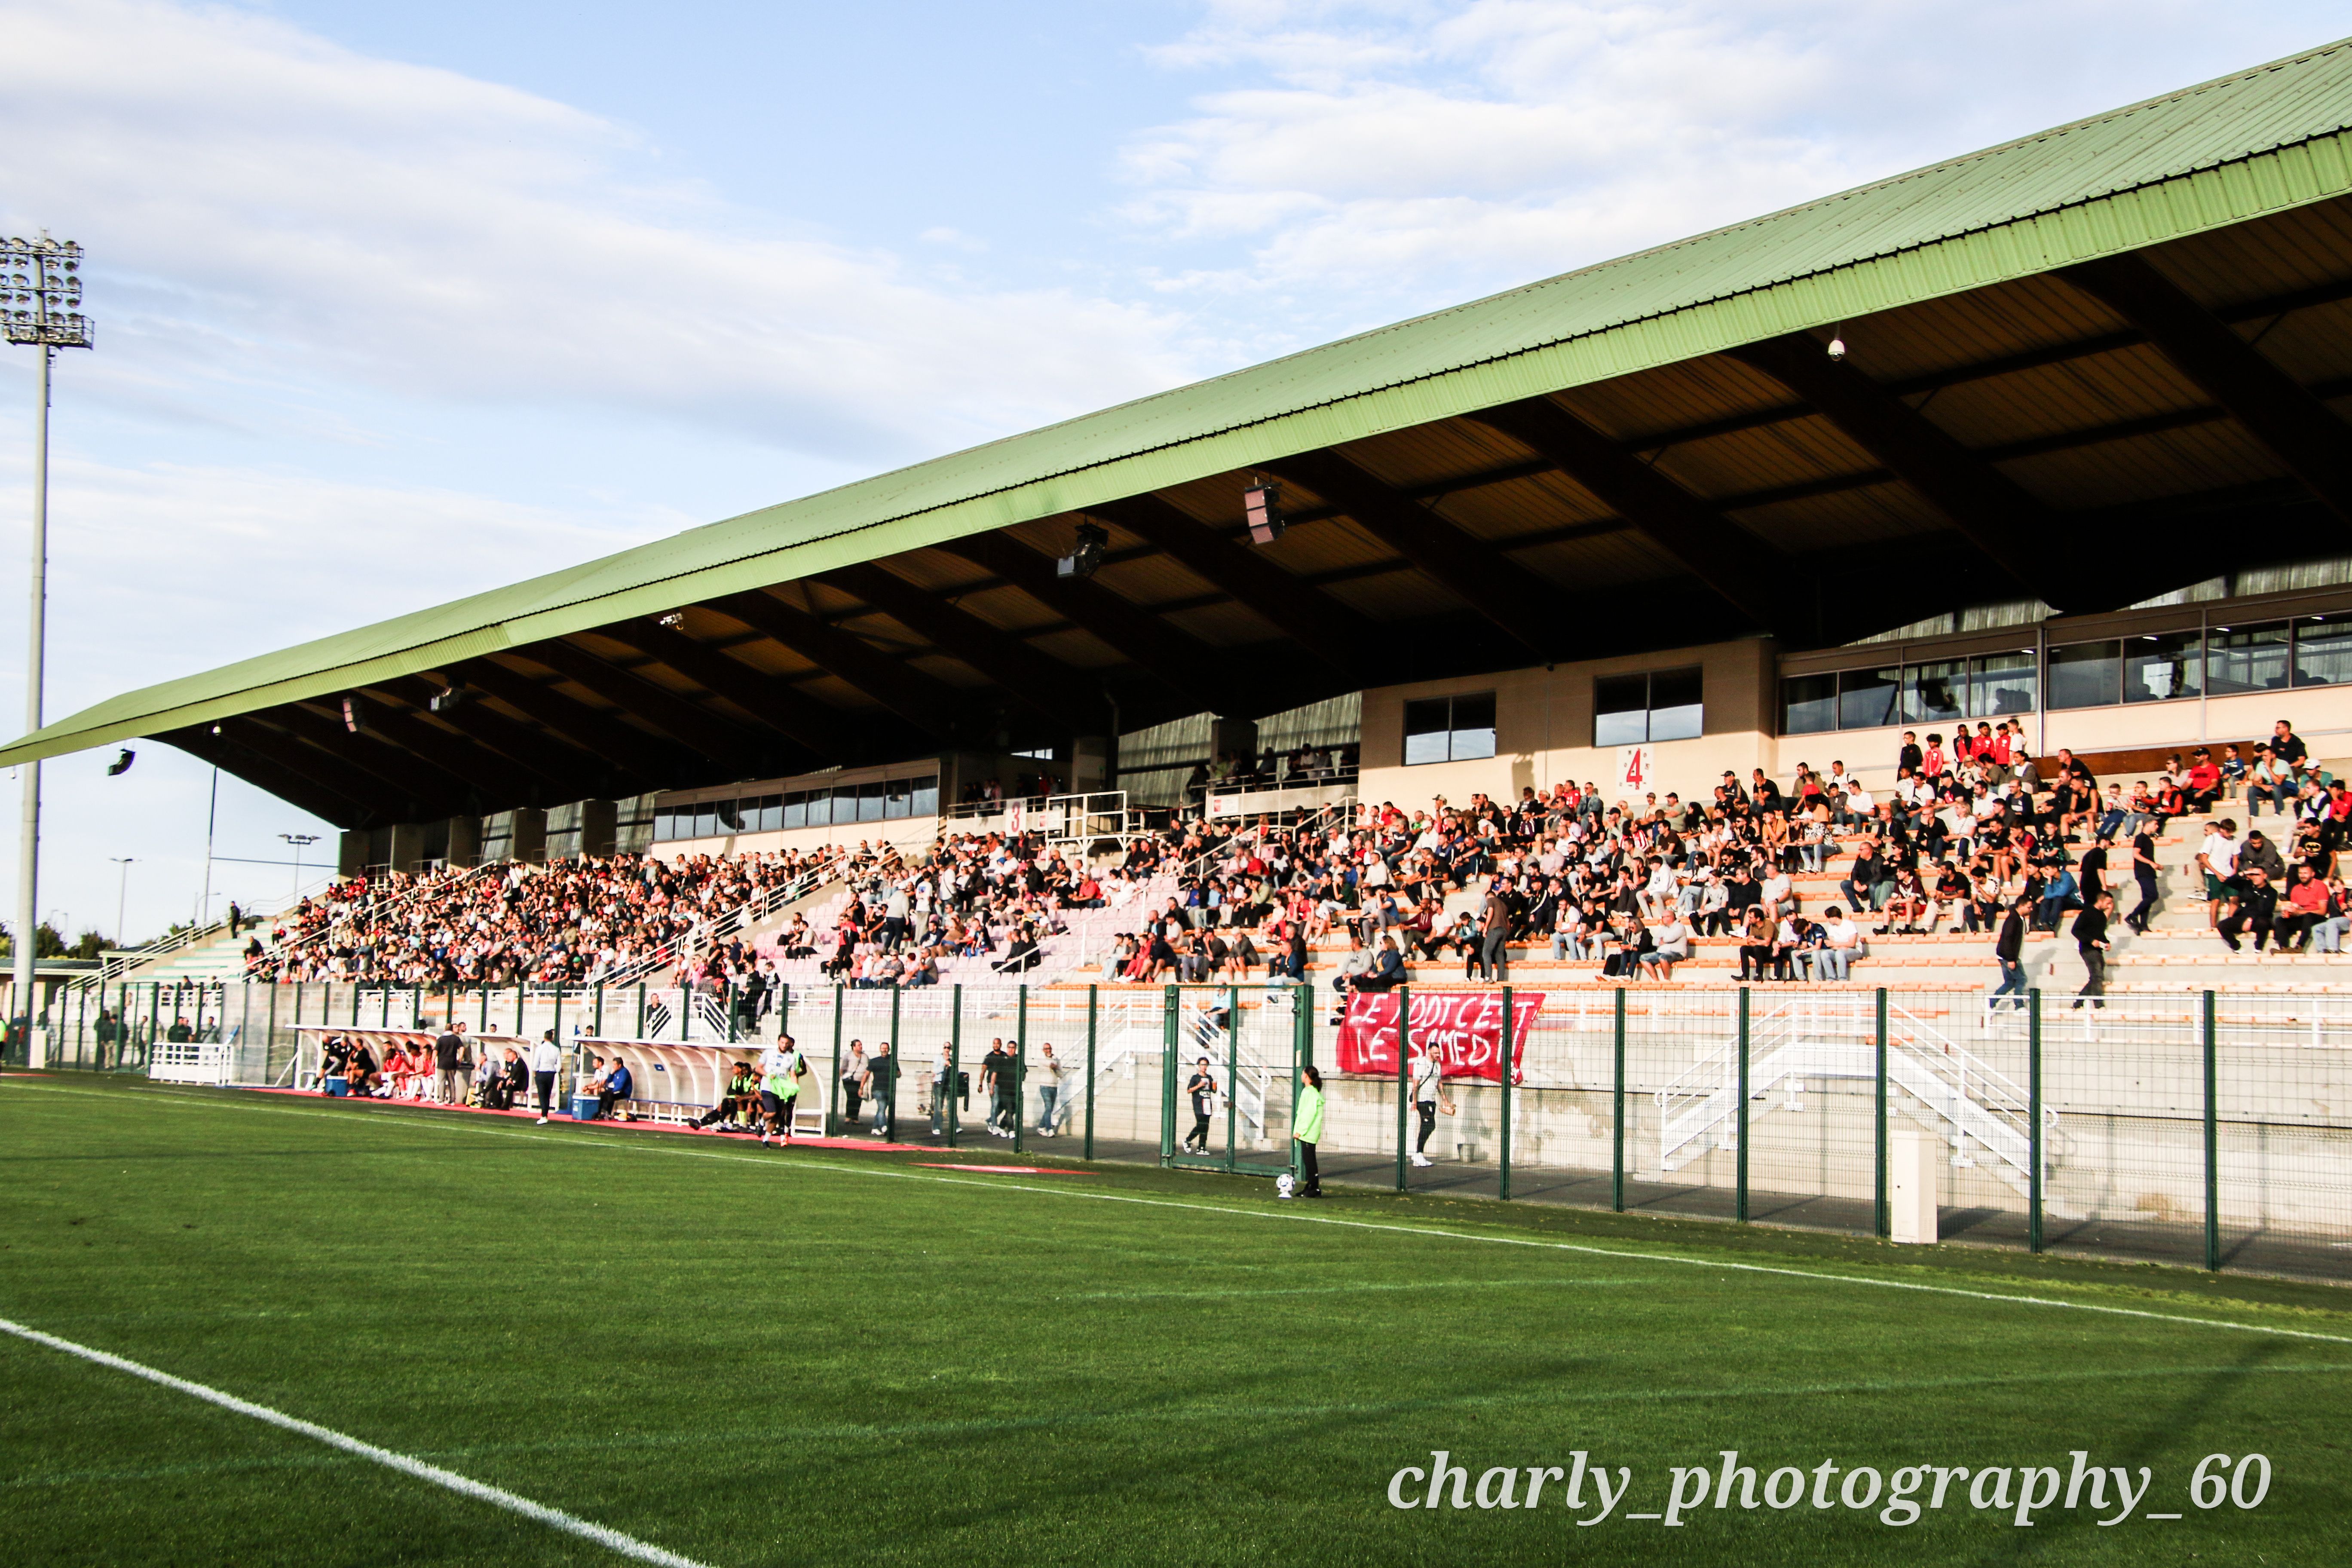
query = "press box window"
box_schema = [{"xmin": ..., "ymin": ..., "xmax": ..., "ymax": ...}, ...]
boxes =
[
  {"xmin": 1402, "ymin": 693, "xmax": 1497, "ymax": 765},
  {"xmin": 1595, "ymin": 668, "xmax": 1702, "ymax": 746}
]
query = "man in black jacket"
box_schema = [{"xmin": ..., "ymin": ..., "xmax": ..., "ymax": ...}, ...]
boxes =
[
  {"xmin": 1991, "ymin": 899, "xmax": 2029, "ymax": 1009},
  {"xmin": 2072, "ymin": 894, "xmax": 2114, "ymax": 1008},
  {"xmin": 2217, "ymin": 867, "xmax": 2280, "ymax": 952}
]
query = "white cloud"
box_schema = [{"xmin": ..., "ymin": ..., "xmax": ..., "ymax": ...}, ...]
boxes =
[
  {"xmin": 1121, "ymin": 0, "xmax": 2352, "ymax": 317},
  {"xmin": 0, "ymin": 0, "xmax": 1207, "ymax": 466}
]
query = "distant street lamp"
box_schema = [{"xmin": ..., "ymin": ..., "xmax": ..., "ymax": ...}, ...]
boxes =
[
  {"xmin": 4, "ymin": 233, "xmax": 93, "ymax": 1054},
  {"xmin": 280, "ymin": 833, "xmax": 321, "ymax": 897}
]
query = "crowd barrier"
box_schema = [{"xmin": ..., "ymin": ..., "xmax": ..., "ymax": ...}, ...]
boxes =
[{"xmin": 10, "ymin": 977, "xmax": 2348, "ymax": 1283}]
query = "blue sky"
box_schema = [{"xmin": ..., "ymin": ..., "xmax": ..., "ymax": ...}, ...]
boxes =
[{"xmin": 1, "ymin": 0, "xmax": 2345, "ymax": 942}]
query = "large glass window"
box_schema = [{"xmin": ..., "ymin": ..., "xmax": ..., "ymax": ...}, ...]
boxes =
[
  {"xmin": 1649, "ymin": 668, "xmax": 1703, "ymax": 741},
  {"xmin": 1903, "ymin": 660, "xmax": 1965, "ymax": 724},
  {"xmin": 2123, "ymin": 630, "xmax": 2202, "ymax": 704},
  {"xmin": 1592, "ymin": 677, "xmax": 1648, "ymax": 748},
  {"xmin": 652, "ymin": 806, "xmax": 681, "ymax": 842},
  {"xmin": 911, "ymin": 775, "xmax": 940, "ymax": 817},
  {"xmin": 1838, "ymin": 666, "xmax": 1902, "ymax": 731},
  {"xmin": 1967, "ymin": 651, "xmax": 2039, "ymax": 717},
  {"xmin": 1779, "ymin": 674, "xmax": 1838, "ymax": 735},
  {"xmin": 2294, "ymin": 617, "xmax": 2352, "ymax": 686},
  {"xmin": 1593, "ymin": 670, "xmax": 1703, "ymax": 745},
  {"xmin": 1404, "ymin": 692, "xmax": 1499, "ymax": 764},
  {"xmin": 884, "ymin": 777, "xmax": 914, "ymax": 819},
  {"xmin": 2048, "ymin": 640, "xmax": 2122, "ymax": 709},
  {"xmin": 2208, "ymin": 622, "xmax": 2290, "ymax": 694},
  {"xmin": 689, "ymin": 802, "xmax": 720, "ymax": 839}
]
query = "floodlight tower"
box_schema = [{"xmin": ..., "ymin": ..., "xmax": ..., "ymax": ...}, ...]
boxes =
[{"xmin": 4, "ymin": 234, "xmax": 93, "ymax": 1059}]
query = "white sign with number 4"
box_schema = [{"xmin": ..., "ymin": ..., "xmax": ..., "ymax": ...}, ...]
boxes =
[{"xmin": 1617, "ymin": 744, "xmax": 1656, "ymax": 793}]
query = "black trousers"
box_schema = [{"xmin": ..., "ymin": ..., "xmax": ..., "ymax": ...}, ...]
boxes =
[
  {"xmin": 533, "ymin": 1071, "xmax": 556, "ymax": 1116},
  {"xmin": 2076, "ymin": 948, "xmax": 2106, "ymax": 1005},
  {"xmin": 1298, "ymin": 1140, "xmax": 1320, "ymax": 1194},
  {"xmin": 2130, "ymin": 872, "xmax": 2159, "ymax": 930},
  {"xmin": 1416, "ymin": 1099, "xmax": 1437, "ymax": 1153},
  {"xmin": 1187, "ymin": 1112, "xmax": 1211, "ymax": 1151}
]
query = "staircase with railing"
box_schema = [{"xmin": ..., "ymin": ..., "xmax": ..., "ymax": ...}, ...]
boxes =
[
  {"xmin": 598, "ymin": 848, "xmax": 858, "ymax": 989},
  {"xmin": 1654, "ymin": 995, "xmax": 2058, "ymax": 1199}
]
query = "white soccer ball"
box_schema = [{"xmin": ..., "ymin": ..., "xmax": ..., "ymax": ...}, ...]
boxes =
[{"xmin": 1276, "ymin": 1174, "xmax": 1296, "ymax": 1198}]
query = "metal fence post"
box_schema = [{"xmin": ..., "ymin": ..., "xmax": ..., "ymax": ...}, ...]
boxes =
[
  {"xmin": 1161, "ymin": 983, "xmax": 1178, "ymax": 1162},
  {"xmin": 551, "ymin": 989, "xmax": 563, "ymax": 1055},
  {"xmin": 1291, "ymin": 982, "xmax": 1309, "ymax": 1187},
  {"xmin": 265, "ymin": 982, "xmax": 279, "ymax": 1084},
  {"xmin": 1223, "ymin": 983, "xmax": 1240, "ymax": 1172},
  {"xmin": 949, "ymin": 984, "xmax": 963, "ymax": 1150},
  {"xmin": 2203, "ymin": 989, "xmax": 2220, "ymax": 1272},
  {"xmin": 830, "ymin": 983, "xmax": 845, "ymax": 1137},
  {"xmin": 1012, "ymin": 987, "xmax": 1026, "ymax": 1156},
  {"xmin": 1498, "ymin": 986, "xmax": 1513, "ymax": 1201},
  {"xmin": 1395, "ymin": 984, "xmax": 1412, "ymax": 1191},
  {"xmin": 1736, "ymin": 985, "xmax": 1751, "ymax": 1223},
  {"xmin": 2028, "ymin": 988, "xmax": 2044, "ymax": 1255},
  {"xmin": 594, "ymin": 982, "xmax": 605, "ymax": 1039},
  {"xmin": 1874, "ymin": 987, "xmax": 1890, "ymax": 1240},
  {"xmin": 635, "ymin": 983, "xmax": 647, "ymax": 1039},
  {"xmin": 1083, "ymin": 983, "xmax": 1097, "ymax": 1161},
  {"xmin": 1611, "ymin": 984, "xmax": 1626, "ymax": 1213}
]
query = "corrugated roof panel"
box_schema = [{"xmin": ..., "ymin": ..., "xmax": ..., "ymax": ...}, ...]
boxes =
[{"xmin": 2006, "ymin": 421, "xmax": 2285, "ymax": 508}]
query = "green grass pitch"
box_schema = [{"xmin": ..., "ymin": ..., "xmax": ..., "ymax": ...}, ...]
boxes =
[{"xmin": 3, "ymin": 1074, "xmax": 2347, "ymax": 1566}]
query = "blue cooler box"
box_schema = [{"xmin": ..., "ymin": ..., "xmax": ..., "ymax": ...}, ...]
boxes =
[
  {"xmin": 325, "ymin": 1075, "xmax": 349, "ymax": 1097},
  {"xmin": 570, "ymin": 1093, "xmax": 600, "ymax": 1121}
]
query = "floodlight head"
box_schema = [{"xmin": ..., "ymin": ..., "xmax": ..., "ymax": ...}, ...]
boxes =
[
  {"xmin": 1056, "ymin": 521, "xmax": 1109, "ymax": 580},
  {"xmin": 0, "ymin": 234, "xmax": 93, "ymax": 351},
  {"xmin": 429, "ymin": 684, "xmax": 466, "ymax": 714},
  {"xmin": 341, "ymin": 694, "xmax": 367, "ymax": 733},
  {"xmin": 106, "ymin": 748, "xmax": 135, "ymax": 777},
  {"xmin": 1243, "ymin": 483, "xmax": 1285, "ymax": 545},
  {"xmin": 1826, "ymin": 335, "xmax": 1847, "ymax": 361}
]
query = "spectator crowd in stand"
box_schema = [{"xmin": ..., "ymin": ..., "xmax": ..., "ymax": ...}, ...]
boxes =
[{"xmin": 237, "ymin": 717, "xmax": 2349, "ymax": 1006}]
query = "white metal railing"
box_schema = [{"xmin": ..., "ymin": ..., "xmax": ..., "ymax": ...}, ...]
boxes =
[
  {"xmin": 943, "ymin": 790, "xmax": 1144, "ymax": 845},
  {"xmin": 260, "ymin": 860, "xmax": 508, "ymax": 980},
  {"xmin": 1654, "ymin": 996, "xmax": 2056, "ymax": 1197},
  {"xmin": 83, "ymin": 873, "xmax": 340, "ymax": 989},
  {"xmin": 597, "ymin": 848, "xmax": 859, "ymax": 989}
]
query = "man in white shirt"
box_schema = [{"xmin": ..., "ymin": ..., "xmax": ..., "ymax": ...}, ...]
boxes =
[
  {"xmin": 1814, "ymin": 907, "xmax": 1862, "ymax": 982},
  {"xmin": 529, "ymin": 1029, "xmax": 563, "ymax": 1124},
  {"xmin": 2197, "ymin": 820, "xmax": 2240, "ymax": 911}
]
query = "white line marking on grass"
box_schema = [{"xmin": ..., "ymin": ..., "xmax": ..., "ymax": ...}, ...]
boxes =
[
  {"xmin": 0, "ymin": 1315, "xmax": 712, "ymax": 1568},
  {"xmin": 18, "ymin": 1080, "xmax": 2352, "ymax": 1351}
]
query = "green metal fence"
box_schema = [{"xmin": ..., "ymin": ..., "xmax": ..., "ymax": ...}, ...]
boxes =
[{"xmin": 12, "ymin": 978, "xmax": 2349, "ymax": 1282}]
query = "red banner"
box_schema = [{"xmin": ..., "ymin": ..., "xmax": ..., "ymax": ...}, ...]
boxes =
[{"xmin": 1332, "ymin": 991, "xmax": 1544, "ymax": 1083}]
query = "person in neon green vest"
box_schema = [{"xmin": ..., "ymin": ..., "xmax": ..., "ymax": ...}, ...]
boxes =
[
  {"xmin": 1290, "ymin": 1065, "xmax": 1326, "ymax": 1199},
  {"xmin": 757, "ymin": 1033, "xmax": 809, "ymax": 1147}
]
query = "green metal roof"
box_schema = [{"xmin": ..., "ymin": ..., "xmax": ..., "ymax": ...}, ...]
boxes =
[{"xmin": 13, "ymin": 34, "xmax": 2352, "ymax": 769}]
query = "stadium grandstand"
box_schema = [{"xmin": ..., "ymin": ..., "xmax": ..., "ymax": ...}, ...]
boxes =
[{"xmin": 11, "ymin": 41, "xmax": 2352, "ymax": 995}]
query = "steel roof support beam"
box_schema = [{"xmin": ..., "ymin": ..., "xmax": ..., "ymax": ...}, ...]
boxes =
[
  {"xmin": 1083, "ymin": 495, "xmax": 1377, "ymax": 671},
  {"xmin": 818, "ymin": 564, "xmax": 1102, "ymax": 726},
  {"xmin": 521, "ymin": 641, "xmax": 756, "ymax": 764},
  {"xmin": 2059, "ymin": 251, "xmax": 2352, "ymax": 528},
  {"xmin": 162, "ymin": 726, "xmax": 370, "ymax": 829},
  {"xmin": 273, "ymin": 701, "xmax": 498, "ymax": 809},
  {"xmin": 709, "ymin": 591, "xmax": 964, "ymax": 740},
  {"xmin": 296, "ymin": 698, "xmax": 548, "ymax": 809},
  {"xmin": 1464, "ymin": 396, "xmax": 1799, "ymax": 635},
  {"xmin": 454, "ymin": 658, "xmax": 678, "ymax": 785},
  {"xmin": 592, "ymin": 618, "xmax": 854, "ymax": 760},
  {"xmin": 929, "ymin": 534, "xmax": 1236, "ymax": 715},
  {"xmin": 377, "ymin": 676, "xmax": 634, "ymax": 796},
  {"xmin": 216, "ymin": 717, "xmax": 418, "ymax": 824},
  {"xmin": 1724, "ymin": 334, "xmax": 2071, "ymax": 608},
  {"xmin": 1260, "ymin": 450, "xmax": 1557, "ymax": 657}
]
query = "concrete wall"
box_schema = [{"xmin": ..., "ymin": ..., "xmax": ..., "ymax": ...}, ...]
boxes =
[{"xmin": 1358, "ymin": 637, "xmax": 1777, "ymax": 813}]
